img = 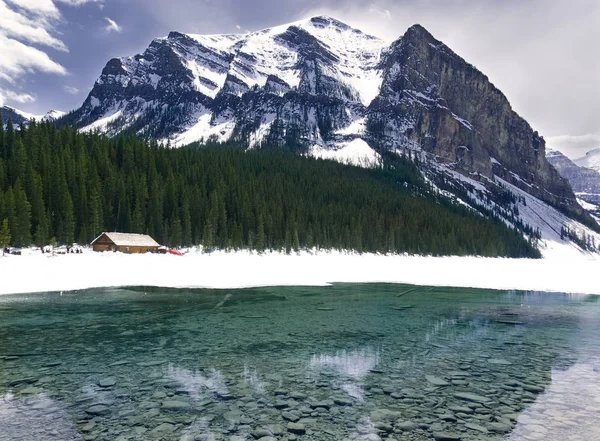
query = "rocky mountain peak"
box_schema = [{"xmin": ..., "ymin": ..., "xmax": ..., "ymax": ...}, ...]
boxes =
[
  {"xmin": 61, "ymin": 17, "xmax": 594, "ymax": 227},
  {"xmin": 403, "ymin": 23, "xmax": 436, "ymax": 42}
]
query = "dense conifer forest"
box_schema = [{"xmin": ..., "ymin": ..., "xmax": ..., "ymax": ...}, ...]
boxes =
[{"xmin": 0, "ymin": 113, "xmax": 541, "ymax": 257}]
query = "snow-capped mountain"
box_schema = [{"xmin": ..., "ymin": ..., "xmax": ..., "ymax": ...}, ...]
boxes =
[
  {"xmin": 575, "ymin": 149, "xmax": 600, "ymax": 173},
  {"xmin": 67, "ymin": 16, "xmax": 385, "ymax": 141},
  {"xmin": 1, "ymin": 106, "xmax": 40, "ymax": 126},
  {"xmin": 64, "ymin": 15, "xmax": 594, "ymax": 231},
  {"xmin": 43, "ymin": 109, "xmax": 67, "ymax": 121},
  {"xmin": 547, "ymin": 149, "xmax": 600, "ymax": 195},
  {"xmin": 547, "ymin": 149, "xmax": 600, "ymax": 219},
  {"xmin": 1, "ymin": 106, "xmax": 66, "ymax": 126}
]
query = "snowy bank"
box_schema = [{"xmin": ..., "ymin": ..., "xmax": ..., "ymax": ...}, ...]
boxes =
[{"xmin": 0, "ymin": 248, "xmax": 599, "ymax": 296}]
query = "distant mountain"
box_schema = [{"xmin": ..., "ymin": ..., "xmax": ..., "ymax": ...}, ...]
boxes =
[
  {"xmin": 547, "ymin": 149, "xmax": 600, "ymax": 220},
  {"xmin": 0, "ymin": 106, "xmax": 40, "ymax": 126},
  {"xmin": 547, "ymin": 149, "xmax": 600, "ymax": 194},
  {"xmin": 574, "ymin": 148, "xmax": 600, "ymax": 173},
  {"xmin": 1, "ymin": 106, "xmax": 66, "ymax": 126},
  {"xmin": 43, "ymin": 109, "xmax": 67, "ymax": 121}
]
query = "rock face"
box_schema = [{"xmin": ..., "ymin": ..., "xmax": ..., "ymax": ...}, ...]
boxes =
[
  {"xmin": 65, "ymin": 15, "xmax": 589, "ymax": 223},
  {"xmin": 368, "ymin": 24, "xmax": 582, "ymax": 219}
]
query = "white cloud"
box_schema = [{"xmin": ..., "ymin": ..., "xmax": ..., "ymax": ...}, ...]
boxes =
[
  {"xmin": 1, "ymin": 89, "xmax": 35, "ymax": 103},
  {"xmin": 63, "ymin": 85, "xmax": 79, "ymax": 95},
  {"xmin": 104, "ymin": 16, "xmax": 121, "ymax": 33},
  {"xmin": 6, "ymin": 0, "xmax": 61, "ymax": 17},
  {"xmin": 0, "ymin": 33, "xmax": 67, "ymax": 82},
  {"xmin": 0, "ymin": 0, "xmax": 97, "ymax": 106},
  {"xmin": 0, "ymin": 88, "xmax": 36, "ymax": 106},
  {"xmin": 0, "ymin": 1, "xmax": 67, "ymax": 51},
  {"xmin": 367, "ymin": 5, "xmax": 391, "ymax": 20},
  {"xmin": 546, "ymin": 134, "xmax": 600, "ymax": 160}
]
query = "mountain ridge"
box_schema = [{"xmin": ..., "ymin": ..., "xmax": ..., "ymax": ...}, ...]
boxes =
[
  {"xmin": 58, "ymin": 15, "xmax": 595, "ymax": 234},
  {"xmin": 1, "ymin": 106, "xmax": 66, "ymax": 126}
]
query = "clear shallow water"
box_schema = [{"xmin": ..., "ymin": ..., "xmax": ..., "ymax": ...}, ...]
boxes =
[{"xmin": 0, "ymin": 284, "xmax": 599, "ymax": 441}]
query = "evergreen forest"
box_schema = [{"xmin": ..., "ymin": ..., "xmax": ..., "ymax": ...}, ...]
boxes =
[{"xmin": 0, "ymin": 113, "xmax": 541, "ymax": 258}]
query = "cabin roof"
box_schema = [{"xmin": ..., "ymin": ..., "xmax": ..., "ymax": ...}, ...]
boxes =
[{"xmin": 91, "ymin": 232, "xmax": 160, "ymax": 247}]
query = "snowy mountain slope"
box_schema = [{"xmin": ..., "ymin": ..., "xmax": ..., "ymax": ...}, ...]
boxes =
[
  {"xmin": 62, "ymin": 15, "xmax": 598, "ymax": 253},
  {"xmin": 418, "ymin": 152, "xmax": 600, "ymax": 258},
  {"xmin": 497, "ymin": 177, "xmax": 600, "ymax": 259}
]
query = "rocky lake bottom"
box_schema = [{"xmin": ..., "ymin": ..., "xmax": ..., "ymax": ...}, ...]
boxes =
[{"xmin": 0, "ymin": 284, "xmax": 599, "ymax": 441}]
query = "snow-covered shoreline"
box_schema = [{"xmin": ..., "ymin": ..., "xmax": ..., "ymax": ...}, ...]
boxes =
[{"xmin": 1, "ymin": 248, "xmax": 599, "ymax": 296}]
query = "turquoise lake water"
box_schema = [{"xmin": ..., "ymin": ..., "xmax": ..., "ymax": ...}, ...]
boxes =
[{"xmin": 0, "ymin": 284, "xmax": 599, "ymax": 441}]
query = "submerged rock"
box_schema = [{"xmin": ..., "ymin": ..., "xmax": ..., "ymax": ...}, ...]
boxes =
[
  {"xmin": 282, "ymin": 411, "xmax": 300, "ymax": 422},
  {"xmin": 433, "ymin": 432, "xmax": 461, "ymax": 441},
  {"xmin": 149, "ymin": 423, "xmax": 174, "ymax": 437},
  {"xmin": 333, "ymin": 397, "xmax": 353, "ymax": 406},
  {"xmin": 396, "ymin": 421, "xmax": 417, "ymax": 431},
  {"xmin": 287, "ymin": 422, "xmax": 306, "ymax": 434},
  {"xmin": 453, "ymin": 392, "xmax": 491, "ymax": 403},
  {"xmin": 425, "ymin": 375, "xmax": 450, "ymax": 386},
  {"xmin": 465, "ymin": 423, "xmax": 488, "ymax": 433},
  {"xmin": 85, "ymin": 404, "xmax": 110, "ymax": 416},
  {"xmin": 488, "ymin": 422, "xmax": 512, "ymax": 432},
  {"xmin": 161, "ymin": 400, "xmax": 191, "ymax": 411},
  {"xmin": 223, "ymin": 409, "xmax": 243, "ymax": 424},
  {"xmin": 98, "ymin": 377, "xmax": 116, "ymax": 387},
  {"xmin": 20, "ymin": 387, "xmax": 43, "ymax": 394}
]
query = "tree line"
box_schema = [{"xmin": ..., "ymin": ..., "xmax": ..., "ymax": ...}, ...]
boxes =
[{"xmin": 0, "ymin": 112, "xmax": 540, "ymax": 257}]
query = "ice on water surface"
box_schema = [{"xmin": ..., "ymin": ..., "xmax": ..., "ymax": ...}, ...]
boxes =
[{"xmin": 0, "ymin": 284, "xmax": 599, "ymax": 441}]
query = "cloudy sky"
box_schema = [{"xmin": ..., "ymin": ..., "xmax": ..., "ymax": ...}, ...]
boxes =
[{"xmin": 0, "ymin": 0, "xmax": 598, "ymax": 157}]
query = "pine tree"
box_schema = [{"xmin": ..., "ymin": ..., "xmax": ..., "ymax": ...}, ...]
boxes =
[
  {"xmin": 132, "ymin": 199, "xmax": 144, "ymax": 233},
  {"xmin": 201, "ymin": 219, "xmax": 214, "ymax": 252},
  {"xmin": 4, "ymin": 187, "xmax": 16, "ymax": 246},
  {"xmin": 12, "ymin": 180, "xmax": 31, "ymax": 247},
  {"xmin": 0, "ymin": 218, "xmax": 10, "ymax": 254},
  {"xmin": 5, "ymin": 119, "xmax": 14, "ymax": 159},
  {"xmin": 255, "ymin": 214, "xmax": 265, "ymax": 253},
  {"xmin": 170, "ymin": 216, "xmax": 182, "ymax": 248},
  {"xmin": 181, "ymin": 194, "xmax": 192, "ymax": 246}
]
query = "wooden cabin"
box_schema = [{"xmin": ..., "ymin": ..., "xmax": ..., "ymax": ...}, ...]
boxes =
[{"xmin": 91, "ymin": 232, "xmax": 160, "ymax": 254}]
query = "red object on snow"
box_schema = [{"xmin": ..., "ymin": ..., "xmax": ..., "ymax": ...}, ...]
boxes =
[{"xmin": 168, "ymin": 249, "xmax": 184, "ymax": 256}]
